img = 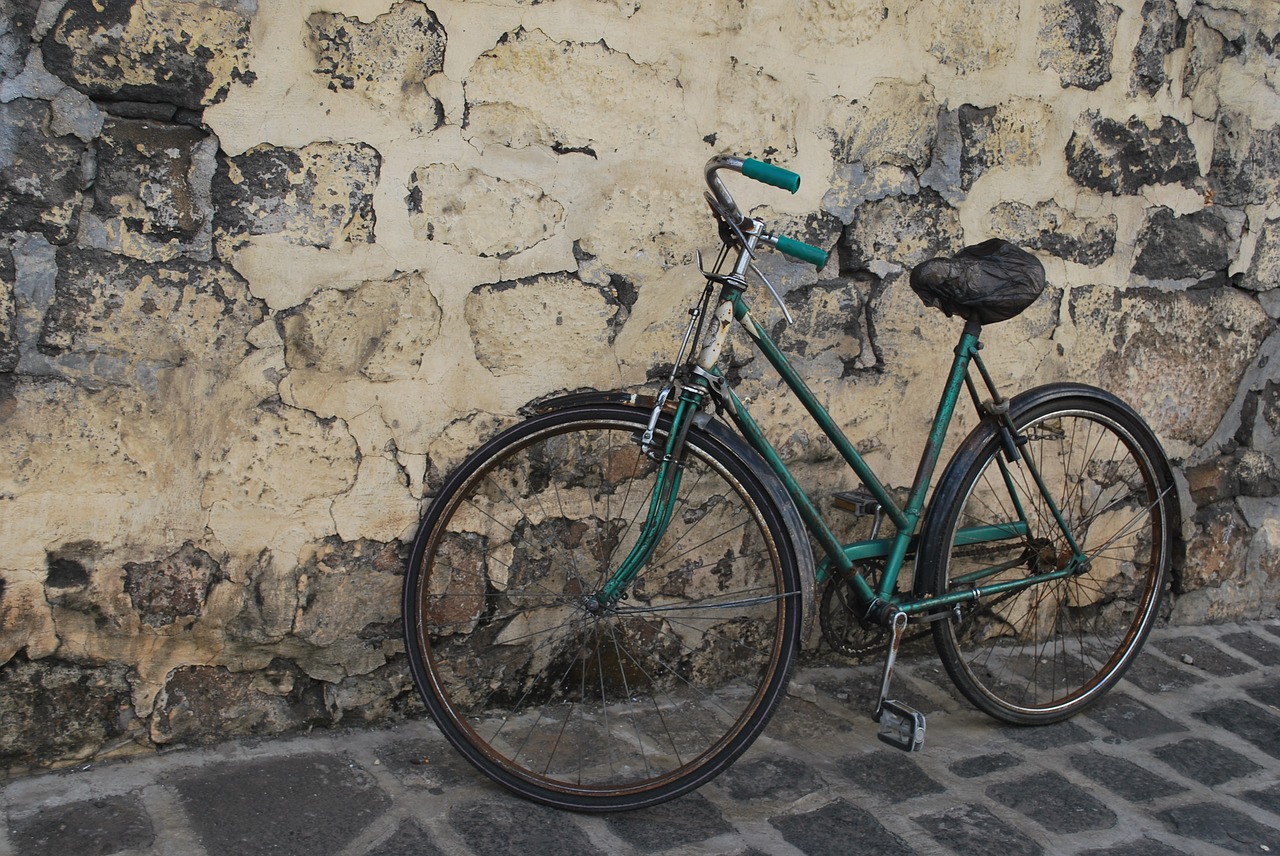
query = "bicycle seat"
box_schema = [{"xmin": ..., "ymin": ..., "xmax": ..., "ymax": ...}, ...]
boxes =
[{"xmin": 909, "ymin": 239, "xmax": 1045, "ymax": 325}]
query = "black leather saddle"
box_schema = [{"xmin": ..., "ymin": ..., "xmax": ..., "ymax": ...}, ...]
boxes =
[{"xmin": 909, "ymin": 239, "xmax": 1046, "ymax": 325}]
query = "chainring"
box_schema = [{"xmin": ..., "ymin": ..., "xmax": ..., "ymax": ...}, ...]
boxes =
[{"xmin": 818, "ymin": 562, "xmax": 890, "ymax": 660}]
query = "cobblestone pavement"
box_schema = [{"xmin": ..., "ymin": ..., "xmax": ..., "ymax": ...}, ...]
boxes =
[{"xmin": 3, "ymin": 620, "xmax": 1279, "ymax": 856}]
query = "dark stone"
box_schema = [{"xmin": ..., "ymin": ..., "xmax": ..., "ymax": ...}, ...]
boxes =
[
  {"xmin": 914, "ymin": 803, "xmax": 1044, "ymax": 856},
  {"xmin": 212, "ymin": 142, "xmax": 380, "ymax": 248},
  {"xmin": 366, "ymin": 821, "xmax": 447, "ymax": 856},
  {"xmin": 1220, "ymin": 631, "xmax": 1280, "ymax": 666},
  {"xmin": 0, "ymin": 0, "xmax": 41, "ymax": 79},
  {"xmin": 1079, "ymin": 839, "xmax": 1192, "ymax": 856},
  {"xmin": 605, "ymin": 792, "xmax": 732, "ymax": 850},
  {"xmin": 91, "ymin": 117, "xmax": 213, "ymax": 249},
  {"xmin": 836, "ymin": 749, "xmax": 945, "ymax": 801},
  {"xmin": 1084, "ymin": 693, "xmax": 1186, "ymax": 741},
  {"xmin": 1195, "ymin": 699, "xmax": 1280, "ymax": 760},
  {"xmin": 1132, "ymin": 207, "xmax": 1232, "ymax": 281},
  {"xmin": 1065, "ymin": 114, "xmax": 1200, "ymax": 196},
  {"xmin": 719, "ymin": 753, "xmax": 825, "ymax": 802},
  {"xmin": 842, "ymin": 188, "xmax": 964, "ymax": 272},
  {"xmin": 171, "ymin": 753, "xmax": 391, "ymax": 856},
  {"xmin": 1246, "ymin": 677, "xmax": 1280, "ymax": 708},
  {"xmin": 948, "ymin": 751, "xmax": 1021, "ymax": 779},
  {"xmin": 1, "ymin": 242, "xmax": 15, "ymax": 372},
  {"xmin": 0, "ymin": 98, "xmax": 87, "ymax": 245},
  {"xmin": 987, "ymin": 771, "xmax": 1117, "ymax": 833},
  {"xmin": 1157, "ymin": 803, "xmax": 1280, "ymax": 854},
  {"xmin": 997, "ymin": 719, "xmax": 1093, "ymax": 750},
  {"xmin": 986, "ymin": 200, "xmax": 1117, "ymax": 267},
  {"xmin": 1152, "ymin": 737, "xmax": 1262, "ymax": 786},
  {"xmin": 1038, "ymin": 0, "xmax": 1121, "ymax": 91},
  {"xmin": 124, "ymin": 542, "xmax": 223, "ymax": 628},
  {"xmin": 448, "ymin": 800, "xmax": 601, "ymax": 855},
  {"xmin": 770, "ymin": 798, "xmax": 915, "ymax": 856},
  {"xmin": 43, "ymin": 0, "xmax": 252, "ymax": 110},
  {"xmin": 150, "ymin": 661, "xmax": 331, "ymax": 745},
  {"xmin": 1068, "ymin": 751, "xmax": 1187, "ymax": 802},
  {"xmin": 9, "ymin": 794, "xmax": 154, "ymax": 856},
  {"xmin": 0, "ymin": 654, "xmax": 132, "ymax": 768},
  {"xmin": 1241, "ymin": 782, "xmax": 1280, "ymax": 817},
  {"xmin": 45, "ymin": 543, "xmax": 93, "ymax": 588},
  {"xmin": 1130, "ymin": 0, "xmax": 1184, "ymax": 96},
  {"xmin": 1209, "ymin": 111, "xmax": 1280, "ymax": 207},
  {"xmin": 957, "ymin": 104, "xmax": 996, "ymax": 190}
]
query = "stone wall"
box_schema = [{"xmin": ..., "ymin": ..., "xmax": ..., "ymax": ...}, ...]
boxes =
[{"xmin": 1, "ymin": 0, "xmax": 1277, "ymax": 770}]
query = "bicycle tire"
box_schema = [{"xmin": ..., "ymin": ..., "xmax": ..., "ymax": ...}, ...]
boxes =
[
  {"xmin": 403, "ymin": 403, "xmax": 802, "ymax": 811},
  {"xmin": 919, "ymin": 384, "xmax": 1177, "ymax": 724}
]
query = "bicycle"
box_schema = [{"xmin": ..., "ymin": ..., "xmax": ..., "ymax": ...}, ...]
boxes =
[{"xmin": 402, "ymin": 155, "xmax": 1181, "ymax": 812}]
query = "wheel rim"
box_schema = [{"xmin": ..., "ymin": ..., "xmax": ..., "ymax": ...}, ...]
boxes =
[
  {"xmin": 411, "ymin": 416, "xmax": 795, "ymax": 803},
  {"xmin": 940, "ymin": 407, "xmax": 1168, "ymax": 717}
]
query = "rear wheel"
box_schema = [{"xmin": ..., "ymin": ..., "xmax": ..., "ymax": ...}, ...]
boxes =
[
  {"xmin": 403, "ymin": 404, "xmax": 801, "ymax": 811},
  {"xmin": 921, "ymin": 386, "xmax": 1176, "ymax": 724}
]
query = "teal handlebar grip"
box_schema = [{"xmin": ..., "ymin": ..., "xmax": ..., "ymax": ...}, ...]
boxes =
[
  {"xmin": 776, "ymin": 235, "xmax": 829, "ymax": 268},
  {"xmin": 742, "ymin": 158, "xmax": 801, "ymax": 193}
]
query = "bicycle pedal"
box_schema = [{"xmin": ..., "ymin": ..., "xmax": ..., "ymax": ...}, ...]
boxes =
[
  {"xmin": 876, "ymin": 700, "xmax": 926, "ymax": 752},
  {"xmin": 833, "ymin": 490, "xmax": 880, "ymax": 516}
]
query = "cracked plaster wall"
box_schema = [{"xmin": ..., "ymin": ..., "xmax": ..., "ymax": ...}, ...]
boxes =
[{"xmin": 1, "ymin": 0, "xmax": 1279, "ymax": 769}]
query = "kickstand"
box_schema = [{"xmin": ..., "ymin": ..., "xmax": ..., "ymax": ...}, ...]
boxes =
[{"xmin": 872, "ymin": 611, "xmax": 926, "ymax": 752}]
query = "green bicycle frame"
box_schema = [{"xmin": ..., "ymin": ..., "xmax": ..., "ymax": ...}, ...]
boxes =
[{"xmin": 595, "ymin": 262, "xmax": 1083, "ymax": 625}]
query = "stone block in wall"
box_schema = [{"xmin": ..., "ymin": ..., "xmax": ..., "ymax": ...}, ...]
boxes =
[
  {"xmin": 123, "ymin": 542, "xmax": 224, "ymax": 629},
  {"xmin": 925, "ymin": 0, "xmax": 1020, "ymax": 73},
  {"xmin": 824, "ymin": 81, "xmax": 937, "ymax": 170},
  {"xmin": 1, "ymin": 242, "xmax": 15, "ymax": 371},
  {"xmin": 841, "ymin": 189, "xmax": 964, "ymax": 275},
  {"xmin": 201, "ymin": 401, "xmax": 359, "ymax": 556},
  {"xmin": 1038, "ymin": 0, "xmax": 1121, "ymax": 91},
  {"xmin": 1244, "ymin": 218, "xmax": 1280, "ymax": 294},
  {"xmin": 1065, "ymin": 113, "xmax": 1200, "ymax": 196},
  {"xmin": 42, "ymin": 0, "xmax": 253, "ymax": 110},
  {"xmin": 307, "ymin": 1, "xmax": 445, "ymax": 133},
  {"xmin": 1131, "ymin": 0, "xmax": 1183, "ymax": 96},
  {"xmin": 463, "ymin": 28, "xmax": 687, "ymax": 154},
  {"xmin": 1186, "ymin": 449, "xmax": 1280, "ymax": 507},
  {"xmin": 0, "ymin": 655, "xmax": 132, "ymax": 769},
  {"xmin": 1067, "ymin": 286, "xmax": 1272, "ymax": 449},
  {"xmin": 290, "ymin": 538, "xmax": 402, "ymax": 652},
  {"xmin": 0, "ymin": 98, "xmax": 86, "ymax": 245},
  {"xmin": 986, "ymin": 200, "xmax": 1116, "ymax": 267},
  {"xmin": 1132, "ymin": 207, "xmax": 1233, "ymax": 283},
  {"xmin": 405, "ymin": 164, "xmax": 564, "ymax": 258},
  {"xmin": 213, "ymin": 142, "xmax": 380, "ymax": 250},
  {"xmin": 711, "ymin": 57, "xmax": 798, "ymax": 160},
  {"xmin": 1209, "ymin": 111, "xmax": 1280, "ymax": 207},
  {"xmin": 281, "ymin": 272, "xmax": 442, "ymax": 382},
  {"xmin": 1184, "ymin": 504, "xmax": 1252, "ymax": 591},
  {"xmin": 0, "ymin": 1, "xmax": 39, "ymax": 80},
  {"xmin": 38, "ymin": 249, "xmax": 262, "ymax": 389},
  {"xmin": 150, "ymin": 661, "xmax": 329, "ymax": 746},
  {"xmin": 774, "ymin": 278, "xmax": 867, "ymax": 381},
  {"xmin": 80, "ymin": 117, "xmax": 216, "ymax": 262},
  {"xmin": 464, "ymin": 273, "xmax": 631, "ymax": 381},
  {"xmin": 957, "ymin": 100, "xmax": 1052, "ymax": 190}
]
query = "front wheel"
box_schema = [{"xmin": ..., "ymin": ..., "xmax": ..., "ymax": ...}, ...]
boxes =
[
  {"xmin": 403, "ymin": 403, "xmax": 802, "ymax": 811},
  {"xmin": 919, "ymin": 385, "xmax": 1178, "ymax": 725}
]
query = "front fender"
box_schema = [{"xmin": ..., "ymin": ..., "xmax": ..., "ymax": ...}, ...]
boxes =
[{"xmin": 528, "ymin": 390, "xmax": 817, "ymax": 643}]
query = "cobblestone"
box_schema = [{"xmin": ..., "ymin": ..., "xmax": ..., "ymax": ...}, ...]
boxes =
[{"xmin": 1, "ymin": 621, "xmax": 1278, "ymax": 856}]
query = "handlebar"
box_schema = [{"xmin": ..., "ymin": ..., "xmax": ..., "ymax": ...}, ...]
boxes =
[{"xmin": 704, "ymin": 155, "xmax": 829, "ymax": 270}]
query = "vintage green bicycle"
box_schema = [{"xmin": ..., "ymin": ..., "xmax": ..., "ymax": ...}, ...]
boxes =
[{"xmin": 402, "ymin": 156, "xmax": 1180, "ymax": 812}]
